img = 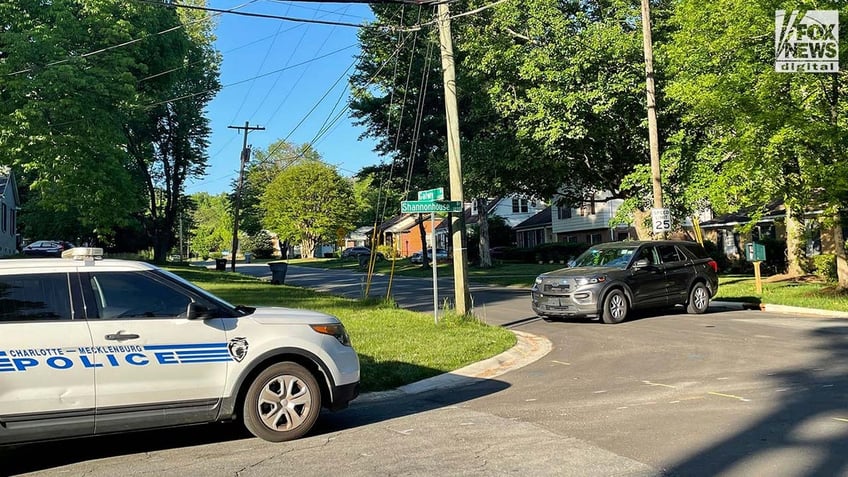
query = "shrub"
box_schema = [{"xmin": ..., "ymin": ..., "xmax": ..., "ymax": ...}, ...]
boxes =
[
  {"xmin": 241, "ymin": 231, "xmax": 276, "ymax": 259},
  {"xmin": 377, "ymin": 244, "xmax": 398, "ymax": 259},
  {"xmin": 812, "ymin": 254, "xmax": 837, "ymax": 282}
]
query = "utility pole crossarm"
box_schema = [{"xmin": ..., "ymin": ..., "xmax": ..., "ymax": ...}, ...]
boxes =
[{"xmin": 228, "ymin": 121, "xmax": 265, "ymax": 272}]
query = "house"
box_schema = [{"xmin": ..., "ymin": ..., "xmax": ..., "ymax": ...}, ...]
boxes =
[
  {"xmin": 0, "ymin": 169, "xmax": 19, "ymax": 257},
  {"xmin": 345, "ymin": 225, "xmax": 374, "ymax": 248},
  {"xmin": 514, "ymin": 206, "xmax": 553, "ymax": 248},
  {"xmin": 379, "ymin": 214, "xmax": 446, "ymax": 257},
  {"xmin": 551, "ymin": 191, "xmax": 635, "ymax": 245},
  {"xmin": 468, "ymin": 196, "xmax": 548, "ymax": 228}
]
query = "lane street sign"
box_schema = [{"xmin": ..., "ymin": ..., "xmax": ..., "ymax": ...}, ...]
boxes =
[
  {"xmin": 401, "ymin": 200, "xmax": 463, "ymax": 214},
  {"xmin": 417, "ymin": 187, "xmax": 445, "ymax": 201}
]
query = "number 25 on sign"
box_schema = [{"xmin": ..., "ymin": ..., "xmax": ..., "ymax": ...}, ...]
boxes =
[{"xmin": 651, "ymin": 208, "xmax": 672, "ymax": 233}]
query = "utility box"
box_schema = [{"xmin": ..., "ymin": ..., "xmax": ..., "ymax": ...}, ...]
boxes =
[{"xmin": 745, "ymin": 242, "xmax": 766, "ymax": 262}]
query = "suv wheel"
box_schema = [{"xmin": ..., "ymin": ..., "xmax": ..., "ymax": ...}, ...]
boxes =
[
  {"xmin": 601, "ymin": 289, "xmax": 629, "ymax": 324},
  {"xmin": 243, "ymin": 362, "xmax": 322, "ymax": 442},
  {"xmin": 686, "ymin": 282, "xmax": 710, "ymax": 314}
]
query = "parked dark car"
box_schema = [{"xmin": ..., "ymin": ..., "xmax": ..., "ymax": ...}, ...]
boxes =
[
  {"xmin": 22, "ymin": 240, "xmax": 75, "ymax": 257},
  {"xmin": 341, "ymin": 246, "xmax": 384, "ymax": 261},
  {"xmin": 531, "ymin": 240, "xmax": 718, "ymax": 324}
]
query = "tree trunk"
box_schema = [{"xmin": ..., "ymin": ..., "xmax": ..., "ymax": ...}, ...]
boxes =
[
  {"xmin": 417, "ymin": 215, "xmax": 429, "ymax": 269},
  {"xmin": 833, "ymin": 213, "xmax": 848, "ymax": 289},
  {"xmin": 784, "ymin": 205, "xmax": 806, "ymax": 276},
  {"xmin": 478, "ymin": 197, "xmax": 492, "ymax": 268},
  {"xmin": 302, "ymin": 237, "xmax": 317, "ymax": 259},
  {"xmin": 633, "ymin": 209, "xmax": 652, "ymax": 240}
]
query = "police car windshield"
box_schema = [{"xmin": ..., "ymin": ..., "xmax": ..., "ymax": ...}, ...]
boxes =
[{"xmin": 154, "ymin": 269, "xmax": 249, "ymax": 316}]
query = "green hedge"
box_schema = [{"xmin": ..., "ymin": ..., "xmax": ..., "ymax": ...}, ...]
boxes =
[{"xmin": 812, "ymin": 254, "xmax": 837, "ymax": 282}]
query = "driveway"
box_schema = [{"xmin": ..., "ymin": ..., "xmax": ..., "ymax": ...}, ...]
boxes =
[{"xmin": 5, "ymin": 264, "xmax": 848, "ymax": 476}]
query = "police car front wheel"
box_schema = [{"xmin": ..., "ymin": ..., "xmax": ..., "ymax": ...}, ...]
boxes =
[{"xmin": 243, "ymin": 362, "xmax": 322, "ymax": 442}]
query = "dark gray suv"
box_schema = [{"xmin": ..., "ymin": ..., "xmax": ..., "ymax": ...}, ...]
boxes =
[{"xmin": 531, "ymin": 240, "xmax": 719, "ymax": 324}]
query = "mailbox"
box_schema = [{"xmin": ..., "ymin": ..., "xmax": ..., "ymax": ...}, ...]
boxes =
[{"xmin": 745, "ymin": 242, "xmax": 766, "ymax": 262}]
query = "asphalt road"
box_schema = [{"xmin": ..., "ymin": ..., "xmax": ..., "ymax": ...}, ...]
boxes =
[{"xmin": 4, "ymin": 265, "xmax": 848, "ymax": 476}]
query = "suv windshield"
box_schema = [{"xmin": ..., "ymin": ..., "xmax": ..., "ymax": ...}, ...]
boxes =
[{"xmin": 571, "ymin": 245, "xmax": 638, "ymax": 269}]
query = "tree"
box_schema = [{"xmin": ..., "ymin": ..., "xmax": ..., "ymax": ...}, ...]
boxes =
[
  {"xmin": 663, "ymin": 0, "xmax": 848, "ymax": 283},
  {"xmin": 124, "ymin": 1, "xmax": 221, "ymax": 262},
  {"xmin": 188, "ymin": 192, "xmax": 231, "ymax": 258},
  {"xmin": 238, "ymin": 140, "xmax": 320, "ymax": 236},
  {"xmin": 0, "ymin": 1, "xmax": 220, "ymax": 259},
  {"xmin": 260, "ymin": 160, "xmax": 356, "ymax": 258}
]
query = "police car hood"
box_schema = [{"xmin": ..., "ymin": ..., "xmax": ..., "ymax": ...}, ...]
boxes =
[{"xmin": 248, "ymin": 307, "xmax": 340, "ymax": 325}]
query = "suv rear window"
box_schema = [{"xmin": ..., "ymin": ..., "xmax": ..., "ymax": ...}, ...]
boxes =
[{"xmin": 680, "ymin": 243, "xmax": 709, "ymax": 259}]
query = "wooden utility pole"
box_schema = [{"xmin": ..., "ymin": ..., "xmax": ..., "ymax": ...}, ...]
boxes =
[
  {"xmin": 437, "ymin": 2, "xmax": 470, "ymax": 315},
  {"xmin": 640, "ymin": 0, "xmax": 664, "ymax": 219},
  {"xmin": 228, "ymin": 121, "xmax": 265, "ymax": 272}
]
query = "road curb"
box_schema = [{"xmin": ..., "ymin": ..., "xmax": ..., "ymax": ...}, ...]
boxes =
[
  {"xmin": 710, "ymin": 300, "xmax": 848, "ymax": 318},
  {"xmin": 355, "ymin": 330, "xmax": 552, "ymax": 404}
]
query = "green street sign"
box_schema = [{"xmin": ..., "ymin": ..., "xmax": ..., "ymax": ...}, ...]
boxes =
[
  {"xmin": 401, "ymin": 200, "xmax": 462, "ymax": 214},
  {"xmin": 417, "ymin": 187, "xmax": 444, "ymax": 201}
]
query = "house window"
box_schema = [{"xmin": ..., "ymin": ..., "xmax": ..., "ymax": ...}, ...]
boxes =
[
  {"xmin": 567, "ymin": 235, "xmax": 578, "ymax": 243},
  {"xmin": 471, "ymin": 201, "xmax": 478, "ymax": 216},
  {"xmin": 589, "ymin": 198, "xmax": 596, "ymax": 215},
  {"xmin": 589, "ymin": 233, "xmax": 602, "ymax": 244},
  {"xmin": 557, "ymin": 206, "xmax": 572, "ymax": 220},
  {"xmin": 512, "ymin": 197, "xmax": 528, "ymax": 213}
]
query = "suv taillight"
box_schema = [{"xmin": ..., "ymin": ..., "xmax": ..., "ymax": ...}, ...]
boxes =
[{"xmin": 707, "ymin": 260, "xmax": 718, "ymax": 273}]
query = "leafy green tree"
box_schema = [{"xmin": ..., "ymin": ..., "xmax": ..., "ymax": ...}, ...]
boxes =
[
  {"xmin": 188, "ymin": 192, "xmax": 231, "ymax": 258},
  {"xmin": 238, "ymin": 140, "xmax": 320, "ymax": 236},
  {"xmin": 0, "ymin": 1, "xmax": 220, "ymax": 260},
  {"xmin": 663, "ymin": 0, "xmax": 848, "ymax": 283},
  {"xmin": 261, "ymin": 160, "xmax": 356, "ymax": 258}
]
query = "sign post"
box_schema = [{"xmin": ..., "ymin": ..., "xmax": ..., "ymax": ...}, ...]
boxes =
[{"xmin": 402, "ymin": 192, "xmax": 460, "ymax": 323}]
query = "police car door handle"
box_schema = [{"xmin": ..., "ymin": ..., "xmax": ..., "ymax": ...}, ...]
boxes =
[{"xmin": 105, "ymin": 331, "xmax": 140, "ymax": 341}]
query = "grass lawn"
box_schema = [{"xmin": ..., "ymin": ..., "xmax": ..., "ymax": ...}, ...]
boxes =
[
  {"xmin": 168, "ymin": 267, "xmax": 517, "ymax": 393},
  {"xmin": 716, "ymin": 275, "xmax": 848, "ymax": 312}
]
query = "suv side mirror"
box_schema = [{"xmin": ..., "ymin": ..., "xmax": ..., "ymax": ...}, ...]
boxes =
[
  {"xmin": 187, "ymin": 302, "xmax": 213, "ymax": 320},
  {"xmin": 632, "ymin": 258, "xmax": 651, "ymax": 269}
]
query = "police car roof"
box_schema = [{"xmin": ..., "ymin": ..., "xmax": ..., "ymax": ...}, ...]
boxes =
[{"xmin": 0, "ymin": 258, "xmax": 160, "ymax": 273}]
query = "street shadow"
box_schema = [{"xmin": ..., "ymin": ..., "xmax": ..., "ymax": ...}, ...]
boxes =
[
  {"xmin": 664, "ymin": 321, "xmax": 848, "ymax": 476},
  {"xmin": 0, "ymin": 367, "xmax": 509, "ymax": 476}
]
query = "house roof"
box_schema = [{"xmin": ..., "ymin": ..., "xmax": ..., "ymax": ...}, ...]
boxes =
[
  {"xmin": 699, "ymin": 202, "xmax": 785, "ymax": 228},
  {"xmin": 514, "ymin": 206, "xmax": 551, "ymax": 231},
  {"xmin": 0, "ymin": 168, "xmax": 20, "ymax": 207}
]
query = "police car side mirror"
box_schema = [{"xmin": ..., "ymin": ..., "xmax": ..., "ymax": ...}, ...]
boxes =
[{"xmin": 187, "ymin": 302, "xmax": 212, "ymax": 320}]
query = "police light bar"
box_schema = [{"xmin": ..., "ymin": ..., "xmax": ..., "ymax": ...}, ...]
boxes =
[{"xmin": 62, "ymin": 247, "xmax": 104, "ymax": 260}]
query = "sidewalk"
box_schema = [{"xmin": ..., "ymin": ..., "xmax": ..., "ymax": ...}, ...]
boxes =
[{"xmin": 710, "ymin": 300, "xmax": 848, "ymax": 318}]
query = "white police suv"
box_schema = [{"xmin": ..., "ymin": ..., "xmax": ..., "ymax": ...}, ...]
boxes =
[{"xmin": 0, "ymin": 248, "xmax": 359, "ymax": 444}]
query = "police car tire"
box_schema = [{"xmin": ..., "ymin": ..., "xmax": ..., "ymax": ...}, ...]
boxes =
[{"xmin": 243, "ymin": 362, "xmax": 322, "ymax": 442}]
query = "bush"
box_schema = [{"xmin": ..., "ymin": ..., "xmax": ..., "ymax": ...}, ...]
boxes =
[
  {"xmin": 812, "ymin": 254, "xmax": 837, "ymax": 282},
  {"xmin": 377, "ymin": 244, "xmax": 398, "ymax": 259},
  {"xmin": 241, "ymin": 231, "xmax": 276, "ymax": 259}
]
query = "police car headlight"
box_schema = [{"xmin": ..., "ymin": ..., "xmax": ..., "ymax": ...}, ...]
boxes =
[
  {"xmin": 535, "ymin": 276, "xmax": 543, "ymax": 285},
  {"xmin": 310, "ymin": 323, "xmax": 352, "ymax": 347},
  {"xmin": 576, "ymin": 276, "xmax": 605, "ymax": 286}
]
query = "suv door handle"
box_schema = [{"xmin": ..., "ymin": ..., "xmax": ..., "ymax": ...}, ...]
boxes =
[{"xmin": 105, "ymin": 331, "xmax": 140, "ymax": 341}]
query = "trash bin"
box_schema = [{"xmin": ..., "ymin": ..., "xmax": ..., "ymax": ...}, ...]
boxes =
[
  {"xmin": 268, "ymin": 261, "xmax": 288, "ymax": 284},
  {"xmin": 244, "ymin": 252, "xmax": 253, "ymax": 264},
  {"xmin": 215, "ymin": 258, "xmax": 227, "ymax": 271}
]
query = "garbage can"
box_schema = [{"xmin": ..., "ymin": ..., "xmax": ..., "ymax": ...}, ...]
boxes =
[
  {"xmin": 215, "ymin": 258, "xmax": 227, "ymax": 271},
  {"xmin": 268, "ymin": 261, "xmax": 288, "ymax": 284},
  {"xmin": 244, "ymin": 252, "xmax": 253, "ymax": 264}
]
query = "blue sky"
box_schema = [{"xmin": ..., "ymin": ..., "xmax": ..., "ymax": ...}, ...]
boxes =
[{"xmin": 186, "ymin": 1, "xmax": 380, "ymax": 195}]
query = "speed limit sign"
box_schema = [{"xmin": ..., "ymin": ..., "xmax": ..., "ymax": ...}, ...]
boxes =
[{"xmin": 651, "ymin": 208, "xmax": 672, "ymax": 233}]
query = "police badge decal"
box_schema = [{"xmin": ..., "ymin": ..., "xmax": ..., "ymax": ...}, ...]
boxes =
[{"xmin": 228, "ymin": 337, "xmax": 249, "ymax": 362}]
